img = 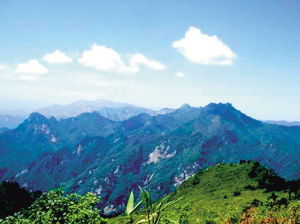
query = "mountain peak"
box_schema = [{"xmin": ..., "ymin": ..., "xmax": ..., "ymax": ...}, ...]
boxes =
[
  {"xmin": 27, "ymin": 112, "xmax": 48, "ymax": 123},
  {"xmin": 205, "ymin": 102, "xmax": 234, "ymax": 110},
  {"xmin": 180, "ymin": 103, "xmax": 192, "ymax": 110},
  {"xmin": 15, "ymin": 112, "xmax": 50, "ymax": 131},
  {"xmin": 203, "ymin": 103, "xmax": 260, "ymax": 125},
  {"xmin": 203, "ymin": 102, "xmax": 237, "ymax": 114},
  {"xmin": 77, "ymin": 111, "xmax": 101, "ymax": 118},
  {"xmin": 76, "ymin": 111, "xmax": 114, "ymax": 123}
]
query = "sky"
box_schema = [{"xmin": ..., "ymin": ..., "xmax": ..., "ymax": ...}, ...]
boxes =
[{"xmin": 0, "ymin": 0, "xmax": 300, "ymax": 120}]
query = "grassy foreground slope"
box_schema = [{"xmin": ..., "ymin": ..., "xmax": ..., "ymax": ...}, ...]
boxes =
[
  {"xmin": 109, "ymin": 162, "xmax": 297, "ymax": 223},
  {"xmin": 0, "ymin": 162, "xmax": 298, "ymax": 223}
]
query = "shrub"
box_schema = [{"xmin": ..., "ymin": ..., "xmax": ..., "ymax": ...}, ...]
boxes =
[
  {"xmin": 0, "ymin": 189, "xmax": 106, "ymax": 224},
  {"xmin": 251, "ymin": 199, "xmax": 262, "ymax": 207},
  {"xmin": 0, "ymin": 181, "xmax": 41, "ymax": 218},
  {"xmin": 244, "ymin": 185, "xmax": 256, "ymax": 190},
  {"xmin": 233, "ymin": 191, "xmax": 241, "ymax": 196}
]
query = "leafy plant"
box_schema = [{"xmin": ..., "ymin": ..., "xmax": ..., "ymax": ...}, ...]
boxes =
[
  {"xmin": 124, "ymin": 188, "xmax": 181, "ymax": 224},
  {"xmin": 126, "ymin": 191, "xmax": 142, "ymax": 223},
  {"xmin": 139, "ymin": 188, "xmax": 181, "ymax": 224},
  {"xmin": 0, "ymin": 181, "xmax": 41, "ymax": 218},
  {"xmin": 0, "ymin": 189, "xmax": 106, "ymax": 224}
]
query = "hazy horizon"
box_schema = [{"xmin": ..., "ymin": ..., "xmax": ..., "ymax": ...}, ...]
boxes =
[
  {"xmin": 1, "ymin": 97, "xmax": 300, "ymax": 122},
  {"xmin": 1, "ymin": 0, "xmax": 300, "ymax": 120}
]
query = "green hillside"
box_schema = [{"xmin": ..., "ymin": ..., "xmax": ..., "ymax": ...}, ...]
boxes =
[
  {"xmin": 0, "ymin": 162, "xmax": 299, "ymax": 223},
  {"xmin": 2, "ymin": 103, "xmax": 300, "ymax": 214},
  {"xmin": 108, "ymin": 161, "xmax": 299, "ymax": 223}
]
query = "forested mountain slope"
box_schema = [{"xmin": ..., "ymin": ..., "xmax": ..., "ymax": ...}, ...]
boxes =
[{"xmin": 0, "ymin": 103, "xmax": 299, "ymax": 214}]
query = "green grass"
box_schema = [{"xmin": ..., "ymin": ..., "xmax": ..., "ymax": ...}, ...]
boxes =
[{"xmin": 107, "ymin": 162, "xmax": 289, "ymax": 223}]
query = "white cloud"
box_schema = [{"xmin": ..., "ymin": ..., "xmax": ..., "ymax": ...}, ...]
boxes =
[
  {"xmin": 16, "ymin": 60, "xmax": 48, "ymax": 74},
  {"xmin": 15, "ymin": 60, "xmax": 48, "ymax": 81},
  {"xmin": 78, "ymin": 44, "xmax": 166, "ymax": 73},
  {"xmin": 78, "ymin": 44, "xmax": 128, "ymax": 73},
  {"xmin": 43, "ymin": 50, "xmax": 73, "ymax": 64},
  {"xmin": 172, "ymin": 26, "xmax": 236, "ymax": 65},
  {"xmin": 175, "ymin": 72, "xmax": 186, "ymax": 78},
  {"xmin": 129, "ymin": 53, "xmax": 166, "ymax": 72}
]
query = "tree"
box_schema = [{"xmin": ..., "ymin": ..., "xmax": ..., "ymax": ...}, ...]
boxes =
[
  {"xmin": 0, "ymin": 181, "xmax": 41, "ymax": 218},
  {"xmin": 0, "ymin": 189, "xmax": 106, "ymax": 224}
]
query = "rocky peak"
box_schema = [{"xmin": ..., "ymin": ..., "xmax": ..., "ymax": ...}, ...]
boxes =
[{"xmin": 25, "ymin": 112, "xmax": 49, "ymax": 125}]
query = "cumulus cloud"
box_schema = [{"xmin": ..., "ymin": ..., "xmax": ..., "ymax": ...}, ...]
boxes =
[
  {"xmin": 78, "ymin": 44, "xmax": 166, "ymax": 73},
  {"xmin": 43, "ymin": 50, "xmax": 73, "ymax": 64},
  {"xmin": 15, "ymin": 60, "xmax": 48, "ymax": 81},
  {"xmin": 129, "ymin": 53, "xmax": 166, "ymax": 72},
  {"xmin": 175, "ymin": 72, "xmax": 186, "ymax": 78},
  {"xmin": 172, "ymin": 26, "xmax": 236, "ymax": 65},
  {"xmin": 78, "ymin": 44, "xmax": 128, "ymax": 73},
  {"xmin": 16, "ymin": 60, "xmax": 48, "ymax": 74}
]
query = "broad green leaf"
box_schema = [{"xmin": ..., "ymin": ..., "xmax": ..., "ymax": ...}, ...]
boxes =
[{"xmin": 126, "ymin": 191, "xmax": 134, "ymax": 216}]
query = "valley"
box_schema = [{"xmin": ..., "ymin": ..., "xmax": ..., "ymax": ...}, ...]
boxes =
[{"xmin": 0, "ymin": 102, "xmax": 299, "ymax": 217}]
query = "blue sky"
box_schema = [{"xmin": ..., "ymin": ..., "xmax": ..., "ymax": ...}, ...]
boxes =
[{"xmin": 0, "ymin": 0, "xmax": 300, "ymax": 120}]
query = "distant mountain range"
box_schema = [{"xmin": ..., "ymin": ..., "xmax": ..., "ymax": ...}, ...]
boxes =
[
  {"xmin": 1, "ymin": 99, "xmax": 299, "ymax": 130},
  {"xmin": 28, "ymin": 99, "xmax": 155, "ymax": 119},
  {"xmin": 0, "ymin": 115, "xmax": 26, "ymax": 129},
  {"xmin": 0, "ymin": 99, "xmax": 175, "ymax": 129},
  {"xmin": 0, "ymin": 102, "xmax": 300, "ymax": 215}
]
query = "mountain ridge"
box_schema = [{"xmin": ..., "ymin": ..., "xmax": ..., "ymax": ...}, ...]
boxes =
[
  {"xmin": 0, "ymin": 99, "xmax": 159, "ymax": 128},
  {"xmin": 0, "ymin": 102, "xmax": 300, "ymax": 215}
]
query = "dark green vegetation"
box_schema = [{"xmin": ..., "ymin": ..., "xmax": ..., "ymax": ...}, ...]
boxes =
[
  {"xmin": 0, "ymin": 181, "xmax": 41, "ymax": 218},
  {"xmin": 0, "ymin": 189, "xmax": 106, "ymax": 224},
  {"xmin": 1, "ymin": 103, "xmax": 300, "ymax": 215},
  {"xmin": 2, "ymin": 162, "xmax": 298, "ymax": 223}
]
